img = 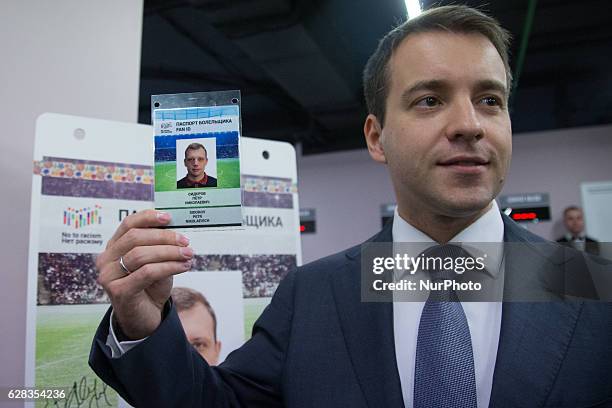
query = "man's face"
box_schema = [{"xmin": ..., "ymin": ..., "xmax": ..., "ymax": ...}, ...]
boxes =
[
  {"xmin": 178, "ymin": 303, "xmax": 221, "ymax": 365},
  {"xmin": 367, "ymin": 31, "xmax": 512, "ymax": 219},
  {"xmin": 184, "ymin": 148, "xmax": 207, "ymax": 179},
  {"xmin": 564, "ymin": 209, "xmax": 585, "ymax": 236}
]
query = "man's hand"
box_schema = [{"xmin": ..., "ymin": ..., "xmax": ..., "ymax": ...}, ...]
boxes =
[{"xmin": 96, "ymin": 210, "xmax": 193, "ymax": 339}]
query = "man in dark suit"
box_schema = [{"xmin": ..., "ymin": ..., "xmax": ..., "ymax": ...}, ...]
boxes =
[
  {"xmin": 556, "ymin": 206, "xmax": 600, "ymax": 256},
  {"xmin": 90, "ymin": 5, "xmax": 612, "ymax": 407},
  {"xmin": 177, "ymin": 142, "xmax": 217, "ymax": 188}
]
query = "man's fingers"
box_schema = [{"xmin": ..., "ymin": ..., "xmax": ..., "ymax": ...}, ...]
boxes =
[
  {"xmin": 104, "ymin": 228, "xmax": 190, "ymax": 263},
  {"xmin": 97, "ymin": 260, "xmax": 131, "ymax": 288},
  {"xmin": 111, "ymin": 260, "xmax": 192, "ymax": 297},
  {"xmin": 106, "ymin": 209, "xmax": 171, "ymax": 249},
  {"xmin": 122, "ymin": 245, "xmax": 194, "ymax": 272}
]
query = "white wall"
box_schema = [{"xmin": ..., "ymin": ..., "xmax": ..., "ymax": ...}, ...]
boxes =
[
  {"xmin": 297, "ymin": 125, "xmax": 612, "ymax": 264},
  {"xmin": 0, "ymin": 0, "xmax": 143, "ymax": 396},
  {"xmin": 298, "ymin": 149, "xmax": 395, "ymax": 264},
  {"xmin": 502, "ymin": 124, "xmax": 612, "ymax": 239}
]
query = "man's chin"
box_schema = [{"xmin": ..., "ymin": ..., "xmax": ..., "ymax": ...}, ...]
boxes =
[{"xmin": 434, "ymin": 191, "xmax": 494, "ymax": 218}]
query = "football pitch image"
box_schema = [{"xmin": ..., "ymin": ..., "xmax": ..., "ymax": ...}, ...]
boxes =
[
  {"xmin": 35, "ymin": 298, "xmax": 270, "ymax": 406},
  {"xmin": 243, "ymin": 297, "xmax": 270, "ymax": 338},
  {"xmin": 155, "ymin": 158, "xmax": 240, "ymax": 192},
  {"xmin": 36, "ymin": 304, "xmax": 119, "ymax": 407}
]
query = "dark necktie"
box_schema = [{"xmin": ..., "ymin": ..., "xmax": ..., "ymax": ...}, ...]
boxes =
[{"xmin": 414, "ymin": 244, "xmax": 478, "ymax": 408}]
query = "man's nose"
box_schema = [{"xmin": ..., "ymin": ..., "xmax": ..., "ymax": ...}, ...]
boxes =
[{"xmin": 444, "ymin": 97, "xmax": 484, "ymax": 142}]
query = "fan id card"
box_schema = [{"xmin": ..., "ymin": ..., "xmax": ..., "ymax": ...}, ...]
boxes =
[{"xmin": 152, "ymin": 90, "xmax": 243, "ymax": 229}]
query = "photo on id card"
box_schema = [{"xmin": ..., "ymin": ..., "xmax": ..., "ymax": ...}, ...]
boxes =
[{"xmin": 152, "ymin": 90, "xmax": 243, "ymax": 229}]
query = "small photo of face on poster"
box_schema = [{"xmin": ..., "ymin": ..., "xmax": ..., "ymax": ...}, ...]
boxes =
[
  {"xmin": 172, "ymin": 271, "xmax": 245, "ymax": 365},
  {"xmin": 176, "ymin": 137, "xmax": 218, "ymax": 189}
]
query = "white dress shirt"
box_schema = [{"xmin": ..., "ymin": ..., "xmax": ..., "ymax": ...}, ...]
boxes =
[
  {"xmin": 392, "ymin": 201, "xmax": 504, "ymax": 408},
  {"xmin": 564, "ymin": 233, "xmax": 587, "ymax": 252},
  {"xmin": 107, "ymin": 311, "xmax": 146, "ymax": 357}
]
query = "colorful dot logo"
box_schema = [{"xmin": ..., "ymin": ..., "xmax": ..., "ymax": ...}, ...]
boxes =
[{"xmin": 63, "ymin": 205, "xmax": 102, "ymax": 229}]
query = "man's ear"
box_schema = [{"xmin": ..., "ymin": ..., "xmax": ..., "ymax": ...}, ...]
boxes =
[
  {"xmin": 216, "ymin": 340, "xmax": 222, "ymax": 354},
  {"xmin": 364, "ymin": 114, "xmax": 386, "ymax": 164}
]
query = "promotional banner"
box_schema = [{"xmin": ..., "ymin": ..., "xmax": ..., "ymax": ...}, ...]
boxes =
[{"xmin": 26, "ymin": 114, "xmax": 301, "ymax": 407}]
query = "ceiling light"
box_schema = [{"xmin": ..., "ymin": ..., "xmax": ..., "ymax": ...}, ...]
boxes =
[{"xmin": 405, "ymin": 0, "xmax": 422, "ymax": 19}]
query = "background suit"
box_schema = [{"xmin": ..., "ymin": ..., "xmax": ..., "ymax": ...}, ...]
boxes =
[
  {"xmin": 556, "ymin": 235, "xmax": 600, "ymax": 257},
  {"xmin": 90, "ymin": 214, "xmax": 612, "ymax": 407}
]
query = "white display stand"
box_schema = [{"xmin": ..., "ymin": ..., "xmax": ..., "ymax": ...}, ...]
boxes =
[
  {"xmin": 26, "ymin": 113, "xmax": 301, "ymax": 407},
  {"xmin": 581, "ymin": 181, "xmax": 612, "ymax": 259}
]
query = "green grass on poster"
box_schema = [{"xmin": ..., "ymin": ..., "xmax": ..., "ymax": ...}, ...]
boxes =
[
  {"xmin": 155, "ymin": 159, "xmax": 240, "ymax": 192},
  {"xmin": 35, "ymin": 305, "xmax": 118, "ymax": 407},
  {"xmin": 243, "ymin": 298, "xmax": 270, "ymax": 339}
]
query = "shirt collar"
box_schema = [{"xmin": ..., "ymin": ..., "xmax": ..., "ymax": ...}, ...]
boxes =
[
  {"xmin": 392, "ymin": 200, "xmax": 503, "ymax": 243},
  {"xmin": 185, "ymin": 172, "xmax": 208, "ymax": 186},
  {"xmin": 391, "ymin": 200, "xmax": 505, "ymax": 277},
  {"xmin": 565, "ymin": 232, "xmax": 585, "ymax": 241}
]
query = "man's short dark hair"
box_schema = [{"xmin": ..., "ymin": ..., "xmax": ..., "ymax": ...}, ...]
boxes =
[
  {"xmin": 563, "ymin": 206, "xmax": 583, "ymax": 216},
  {"xmin": 185, "ymin": 143, "xmax": 208, "ymax": 159},
  {"xmin": 172, "ymin": 286, "xmax": 217, "ymax": 340},
  {"xmin": 363, "ymin": 5, "xmax": 513, "ymax": 126}
]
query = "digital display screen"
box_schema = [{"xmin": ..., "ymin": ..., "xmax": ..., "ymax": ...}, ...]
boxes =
[{"xmin": 504, "ymin": 206, "xmax": 551, "ymax": 222}]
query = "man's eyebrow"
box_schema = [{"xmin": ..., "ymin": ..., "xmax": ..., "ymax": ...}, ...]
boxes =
[
  {"xmin": 400, "ymin": 80, "xmax": 450, "ymax": 101},
  {"xmin": 400, "ymin": 79, "xmax": 509, "ymax": 102},
  {"xmin": 474, "ymin": 79, "xmax": 508, "ymax": 96}
]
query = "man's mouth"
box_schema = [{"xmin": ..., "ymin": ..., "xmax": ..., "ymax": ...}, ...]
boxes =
[{"xmin": 437, "ymin": 156, "xmax": 490, "ymax": 173}]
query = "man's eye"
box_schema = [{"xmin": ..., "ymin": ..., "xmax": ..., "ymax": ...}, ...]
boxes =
[
  {"xmin": 479, "ymin": 96, "xmax": 501, "ymax": 107},
  {"xmin": 415, "ymin": 96, "xmax": 440, "ymax": 108}
]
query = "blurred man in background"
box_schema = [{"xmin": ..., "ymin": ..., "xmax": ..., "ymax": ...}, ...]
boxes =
[{"xmin": 556, "ymin": 206, "xmax": 599, "ymax": 255}]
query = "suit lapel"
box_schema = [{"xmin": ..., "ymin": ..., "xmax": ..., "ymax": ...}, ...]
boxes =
[
  {"xmin": 489, "ymin": 216, "xmax": 583, "ymax": 407},
  {"xmin": 330, "ymin": 223, "xmax": 405, "ymax": 408},
  {"xmin": 328, "ymin": 215, "xmax": 584, "ymax": 407}
]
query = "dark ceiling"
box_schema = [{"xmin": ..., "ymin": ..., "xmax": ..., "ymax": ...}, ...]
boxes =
[{"xmin": 139, "ymin": 0, "xmax": 612, "ymax": 154}]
